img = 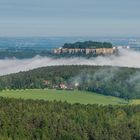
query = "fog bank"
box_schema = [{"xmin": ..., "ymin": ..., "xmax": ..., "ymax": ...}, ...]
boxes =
[{"xmin": 0, "ymin": 49, "xmax": 140, "ymax": 76}]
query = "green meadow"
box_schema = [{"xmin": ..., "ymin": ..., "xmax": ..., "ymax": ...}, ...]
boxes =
[
  {"xmin": 0, "ymin": 89, "xmax": 129, "ymax": 105},
  {"xmin": 130, "ymin": 99, "xmax": 140, "ymax": 105}
]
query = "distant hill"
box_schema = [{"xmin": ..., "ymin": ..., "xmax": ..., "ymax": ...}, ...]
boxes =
[
  {"xmin": 0, "ymin": 65, "xmax": 140, "ymax": 99},
  {"xmin": 0, "ymin": 41, "xmax": 117, "ymax": 58},
  {"xmin": 53, "ymin": 41, "xmax": 117, "ymax": 56}
]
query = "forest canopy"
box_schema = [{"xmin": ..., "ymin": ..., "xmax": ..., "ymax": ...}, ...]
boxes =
[
  {"xmin": 0, "ymin": 97, "xmax": 140, "ymax": 140},
  {"xmin": 62, "ymin": 41, "xmax": 113, "ymax": 49}
]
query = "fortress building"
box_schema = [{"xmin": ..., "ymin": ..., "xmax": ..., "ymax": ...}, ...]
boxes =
[
  {"xmin": 53, "ymin": 47, "xmax": 117, "ymax": 55},
  {"xmin": 53, "ymin": 41, "xmax": 117, "ymax": 56}
]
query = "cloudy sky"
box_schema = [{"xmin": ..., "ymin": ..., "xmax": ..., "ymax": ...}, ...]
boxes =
[{"xmin": 0, "ymin": 0, "xmax": 139, "ymax": 37}]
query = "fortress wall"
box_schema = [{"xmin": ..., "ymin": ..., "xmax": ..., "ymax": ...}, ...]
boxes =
[{"xmin": 54, "ymin": 48, "xmax": 116, "ymax": 55}]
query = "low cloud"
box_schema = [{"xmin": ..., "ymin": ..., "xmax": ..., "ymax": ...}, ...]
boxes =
[{"xmin": 0, "ymin": 49, "xmax": 140, "ymax": 76}]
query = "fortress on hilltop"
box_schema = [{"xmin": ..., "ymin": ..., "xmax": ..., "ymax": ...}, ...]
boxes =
[{"xmin": 53, "ymin": 41, "xmax": 117, "ymax": 55}]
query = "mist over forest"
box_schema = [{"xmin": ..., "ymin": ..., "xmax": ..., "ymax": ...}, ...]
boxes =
[{"xmin": 0, "ymin": 49, "xmax": 140, "ymax": 76}]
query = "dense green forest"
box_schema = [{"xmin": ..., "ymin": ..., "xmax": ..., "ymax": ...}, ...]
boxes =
[
  {"xmin": 0, "ymin": 97, "xmax": 139, "ymax": 140},
  {"xmin": 62, "ymin": 41, "xmax": 113, "ymax": 49},
  {"xmin": 0, "ymin": 65, "xmax": 140, "ymax": 99}
]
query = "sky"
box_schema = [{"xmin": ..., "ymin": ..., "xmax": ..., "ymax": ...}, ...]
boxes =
[{"xmin": 0, "ymin": 0, "xmax": 140, "ymax": 37}]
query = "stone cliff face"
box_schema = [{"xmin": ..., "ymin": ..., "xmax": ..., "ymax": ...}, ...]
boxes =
[{"xmin": 53, "ymin": 47, "xmax": 117, "ymax": 55}]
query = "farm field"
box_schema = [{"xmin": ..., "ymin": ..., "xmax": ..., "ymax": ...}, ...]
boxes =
[{"xmin": 0, "ymin": 89, "xmax": 129, "ymax": 105}]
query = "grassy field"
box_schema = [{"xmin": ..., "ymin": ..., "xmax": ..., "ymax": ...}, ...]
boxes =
[
  {"xmin": 0, "ymin": 89, "xmax": 128, "ymax": 105},
  {"xmin": 129, "ymin": 99, "xmax": 140, "ymax": 105}
]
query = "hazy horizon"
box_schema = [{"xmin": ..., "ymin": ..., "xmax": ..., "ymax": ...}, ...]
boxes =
[{"xmin": 0, "ymin": 0, "xmax": 140, "ymax": 37}]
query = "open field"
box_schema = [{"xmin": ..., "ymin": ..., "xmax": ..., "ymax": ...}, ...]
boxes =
[
  {"xmin": 0, "ymin": 89, "xmax": 128, "ymax": 105},
  {"xmin": 130, "ymin": 99, "xmax": 140, "ymax": 105}
]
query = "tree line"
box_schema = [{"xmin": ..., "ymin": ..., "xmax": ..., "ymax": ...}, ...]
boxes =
[
  {"xmin": 62, "ymin": 41, "xmax": 113, "ymax": 49},
  {"xmin": 0, "ymin": 65, "xmax": 140, "ymax": 99}
]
